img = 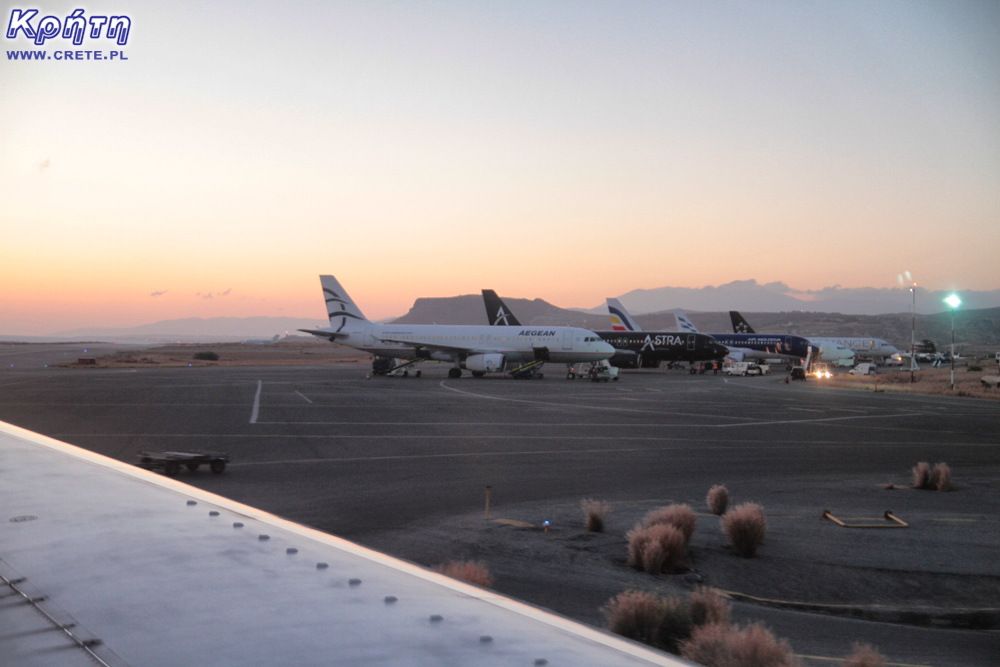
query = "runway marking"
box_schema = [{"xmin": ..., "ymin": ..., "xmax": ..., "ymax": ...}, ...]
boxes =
[
  {"xmin": 437, "ymin": 381, "xmax": 758, "ymax": 421},
  {"xmin": 294, "ymin": 391, "xmax": 313, "ymax": 404},
  {"xmin": 249, "ymin": 380, "xmax": 262, "ymax": 424},
  {"xmin": 437, "ymin": 383, "xmax": 927, "ymax": 428}
]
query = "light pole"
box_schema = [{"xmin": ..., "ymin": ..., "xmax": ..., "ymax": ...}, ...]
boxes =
[
  {"xmin": 909, "ymin": 284, "xmax": 917, "ymax": 383},
  {"xmin": 945, "ymin": 294, "xmax": 961, "ymax": 391}
]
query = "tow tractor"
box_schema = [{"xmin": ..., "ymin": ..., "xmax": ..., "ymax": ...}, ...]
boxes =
[
  {"xmin": 371, "ymin": 356, "xmax": 422, "ymax": 377},
  {"xmin": 136, "ymin": 450, "xmax": 229, "ymax": 476},
  {"xmin": 567, "ymin": 360, "xmax": 620, "ymax": 382}
]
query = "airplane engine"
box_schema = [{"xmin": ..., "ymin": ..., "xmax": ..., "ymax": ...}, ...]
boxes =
[
  {"xmin": 463, "ymin": 353, "xmax": 506, "ymax": 373},
  {"xmin": 610, "ymin": 351, "xmax": 640, "ymax": 369}
]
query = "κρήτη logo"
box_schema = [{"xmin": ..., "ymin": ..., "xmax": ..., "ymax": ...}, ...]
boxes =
[{"xmin": 6, "ymin": 9, "xmax": 131, "ymax": 46}]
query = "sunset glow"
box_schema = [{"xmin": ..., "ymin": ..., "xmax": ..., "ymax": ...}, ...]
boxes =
[{"xmin": 3, "ymin": 2, "xmax": 998, "ymax": 334}]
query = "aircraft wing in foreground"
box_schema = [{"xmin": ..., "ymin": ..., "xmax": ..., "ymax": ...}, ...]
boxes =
[{"xmin": 1, "ymin": 420, "xmax": 683, "ymax": 666}]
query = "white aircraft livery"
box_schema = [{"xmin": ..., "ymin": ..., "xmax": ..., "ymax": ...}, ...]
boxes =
[
  {"xmin": 0, "ymin": 420, "xmax": 683, "ymax": 666},
  {"xmin": 301, "ymin": 275, "xmax": 615, "ymax": 377}
]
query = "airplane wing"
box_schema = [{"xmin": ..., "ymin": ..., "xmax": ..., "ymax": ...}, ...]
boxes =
[
  {"xmin": 0, "ymin": 419, "xmax": 682, "ymax": 666},
  {"xmin": 376, "ymin": 336, "xmax": 493, "ymax": 357},
  {"xmin": 673, "ymin": 309, "xmax": 700, "ymax": 334},
  {"xmin": 298, "ymin": 327, "xmax": 349, "ymax": 341}
]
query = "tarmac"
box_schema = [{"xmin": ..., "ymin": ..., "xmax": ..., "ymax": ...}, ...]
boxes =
[{"xmin": 1, "ymin": 343, "xmax": 997, "ymax": 666}]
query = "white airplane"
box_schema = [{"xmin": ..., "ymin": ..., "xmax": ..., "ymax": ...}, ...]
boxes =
[
  {"xmin": 1, "ymin": 419, "xmax": 682, "ymax": 666},
  {"xmin": 300, "ymin": 275, "xmax": 614, "ymax": 378},
  {"xmin": 241, "ymin": 333, "xmax": 282, "ymax": 345}
]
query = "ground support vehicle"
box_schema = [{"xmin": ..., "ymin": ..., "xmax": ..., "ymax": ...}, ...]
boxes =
[
  {"xmin": 723, "ymin": 361, "xmax": 763, "ymax": 376},
  {"xmin": 587, "ymin": 361, "xmax": 620, "ymax": 382},
  {"xmin": 136, "ymin": 451, "xmax": 229, "ymax": 476},
  {"xmin": 812, "ymin": 363, "xmax": 833, "ymax": 379},
  {"xmin": 849, "ymin": 363, "xmax": 878, "ymax": 376},
  {"xmin": 567, "ymin": 360, "xmax": 619, "ymax": 381}
]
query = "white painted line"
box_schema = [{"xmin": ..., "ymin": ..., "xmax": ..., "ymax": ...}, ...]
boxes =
[
  {"xmin": 294, "ymin": 390, "xmax": 313, "ymax": 404},
  {"xmin": 438, "ymin": 381, "xmax": 749, "ymax": 421},
  {"xmin": 250, "ymin": 380, "xmax": 262, "ymax": 424}
]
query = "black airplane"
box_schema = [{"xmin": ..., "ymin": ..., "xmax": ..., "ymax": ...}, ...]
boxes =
[{"xmin": 481, "ymin": 290, "xmax": 729, "ymax": 369}]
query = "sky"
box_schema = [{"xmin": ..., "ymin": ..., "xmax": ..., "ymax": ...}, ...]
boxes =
[{"xmin": 2, "ymin": 1, "xmax": 998, "ymax": 334}]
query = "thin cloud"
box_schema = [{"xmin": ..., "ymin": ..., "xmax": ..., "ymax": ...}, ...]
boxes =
[
  {"xmin": 150, "ymin": 290, "xmax": 167, "ymax": 297},
  {"xmin": 38, "ymin": 158, "xmax": 50, "ymax": 173},
  {"xmin": 221, "ymin": 288, "xmax": 232, "ymax": 296}
]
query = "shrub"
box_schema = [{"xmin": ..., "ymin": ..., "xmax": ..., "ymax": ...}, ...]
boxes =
[
  {"xmin": 604, "ymin": 590, "xmax": 664, "ymax": 646},
  {"xmin": 688, "ymin": 586, "xmax": 731, "ymax": 627},
  {"xmin": 911, "ymin": 462, "xmax": 931, "ymax": 489},
  {"xmin": 193, "ymin": 351, "xmax": 219, "ymax": 361},
  {"xmin": 643, "ymin": 504, "xmax": 697, "ymax": 543},
  {"xmin": 931, "ymin": 462, "xmax": 953, "ymax": 491},
  {"xmin": 656, "ymin": 596, "xmax": 693, "ymax": 653},
  {"xmin": 721, "ymin": 503, "xmax": 767, "ymax": 558},
  {"xmin": 606, "ymin": 588, "xmax": 734, "ymax": 654},
  {"xmin": 680, "ymin": 622, "xmax": 732, "ymax": 665},
  {"xmin": 842, "ymin": 642, "xmax": 885, "ymax": 667},
  {"xmin": 581, "ymin": 498, "xmax": 611, "ymax": 532},
  {"xmin": 433, "ymin": 560, "xmax": 493, "ymax": 588},
  {"xmin": 707, "ymin": 484, "xmax": 729, "ymax": 516},
  {"xmin": 681, "ymin": 622, "xmax": 800, "ymax": 667},
  {"xmin": 627, "ymin": 523, "xmax": 687, "ymax": 573}
]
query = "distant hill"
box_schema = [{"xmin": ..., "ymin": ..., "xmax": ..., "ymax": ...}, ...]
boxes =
[
  {"xmin": 393, "ymin": 296, "xmax": 1000, "ymax": 351},
  {"xmin": 597, "ymin": 280, "xmax": 1000, "ymax": 316},
  {"xmin": 41, "ymin": 300, "xmax": 1000, "ymax": 351},
  {"xmin": 51, "ymin": 317, "xmax": 325, "ymax": 343}
]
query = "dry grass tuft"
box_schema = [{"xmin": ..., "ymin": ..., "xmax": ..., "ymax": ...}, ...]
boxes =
[
  {"xmin": 656, "ymin": 596, "xmax": 693, "ymax": 653},
  {"xmin": 688, "ymin": 586, "xmax": 731, "ymax": 627},
  {"xmin": 911, "ymin": 461, "xmax": 931, "ymax": 489},
  {"xmin": 842, "ymin": 642, "xmax": 885, "ymax": 667},
  {"xmin": 433, "ymin": 560, "xmax": 494, "ymax": 588},
  {"xmin": 681, "ymin": 622, "xmax": 800, "ymax": 667},
  {"xmin": 628, "ymin": 523, "xmax": 687, "ymax": 573},
  {"xmin": 643, "ymin": 503, "xmax": 697, "ymax": 543},
  {"xmin": 605, "ymin": 587, "xmax": 734, "ymax": 654},
  {"xmin": 581, "ymin": 498, "xmax": 611, "ymax": 532},
  {"xmin": 603, "ymin": 590, "xmax": 664, "ymax": 646},
  {"xmin": 707, "ymin": 484, "xmax": 729, "ymax": 515},
  {"xmin": 721, "ymin": 503, "xmax": 767, "ymax": 558},
  {"xmin": 931, "ymin": 462, "xmax": 953, "ymax": 491}
]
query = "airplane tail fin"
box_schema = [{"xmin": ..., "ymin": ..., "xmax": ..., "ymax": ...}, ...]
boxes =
[
  {"xmin": 673, "ymin": 309, "xmax": 700, "ymax": 334},
  {"xmin": 606, "ymin": 298, "xmax": 642, "ymax": 332},
  {"xmin": 320, "ymin": 275, "xmax": 369, "ymax": 332},
  {"xmin": 482, "ymin": 290, "xmax": 521, "ymax": 326},
  {"xmin": 729, "ymin": 311, "xmax": 755, "ymax": 334}
]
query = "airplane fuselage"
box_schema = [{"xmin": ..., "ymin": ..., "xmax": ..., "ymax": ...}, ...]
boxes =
[
  {"xmin": 597, "ymin": 331, "xmax": 729, "ymax": 366},
  {"xmin": 809, "ymin": 337, "xmax": 898, "ymax": 359},
  {"xmin": 707, "ymin": 333, "xmax": 813, "ymax": 361},
  {"xmin": 322, "ymin": 324, "xmax": 614, "ymax": 364}
]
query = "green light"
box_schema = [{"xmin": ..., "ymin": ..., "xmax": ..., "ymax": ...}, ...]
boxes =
[{"xmin": 944, "ymin": 294, "xmax": 961, "ymax": 309}]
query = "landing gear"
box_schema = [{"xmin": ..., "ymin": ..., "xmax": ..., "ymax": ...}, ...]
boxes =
[
  {"xmin": 448, "ymin": 368, "xmax": 462, "ymax": 379},
  {"xmin": 471, "ymin": 371, "xmax": 485, "ymax": 378}
]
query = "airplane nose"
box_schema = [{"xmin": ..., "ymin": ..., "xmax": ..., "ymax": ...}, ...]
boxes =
[
  {"xmin": 714, "ymin": 344, "xmax": 729, "ymax": 357},
  {"xmin": 598, "ymin": 341, "xmax": 615, "ymax": 358}
]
